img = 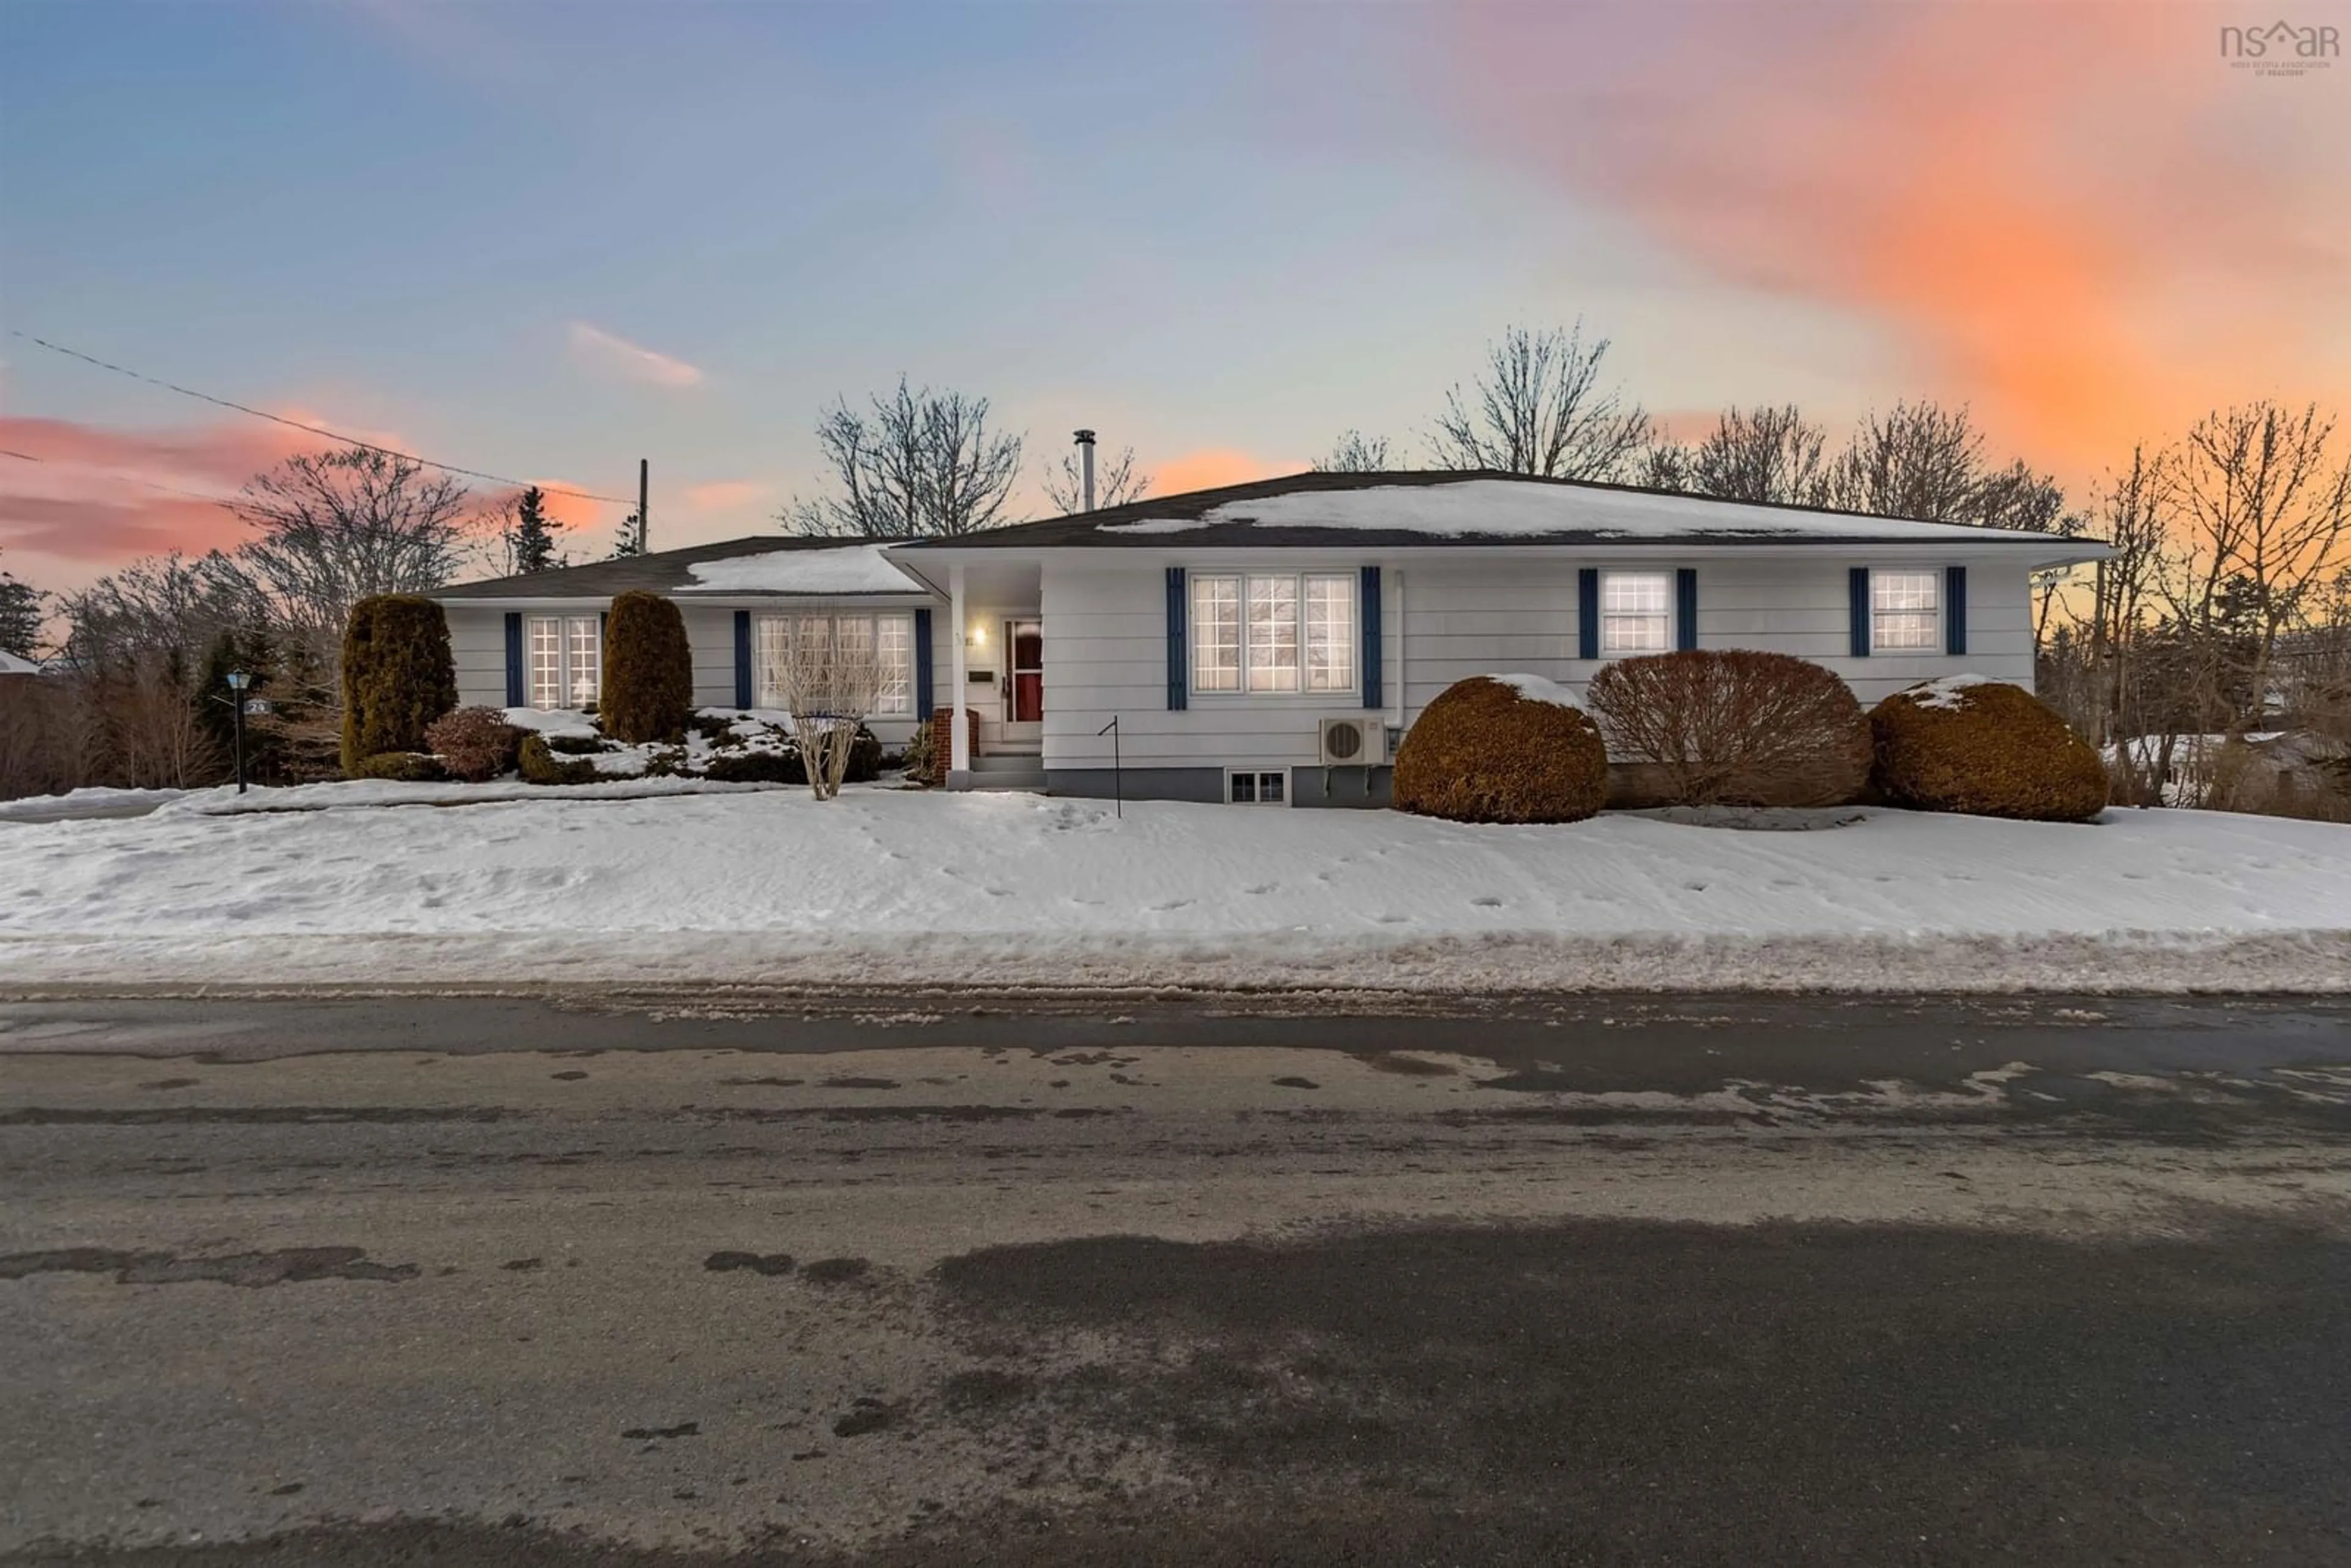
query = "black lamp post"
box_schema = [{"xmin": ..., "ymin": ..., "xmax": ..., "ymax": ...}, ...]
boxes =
[{"xmin": 225, "ymin": 670, "xmax": 251, "ymax": 793}]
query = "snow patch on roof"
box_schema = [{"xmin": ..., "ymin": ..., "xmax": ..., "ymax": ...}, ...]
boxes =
[
  {"xmin": 1098, "ymin": 518, "xmax": 1207, "ymax": 536},
  {"xmin": 1905, "ymin": 674, "xmax": 2000, "ymax": 711},
  {"xmin": 679, "ymin": 542, "xmax": 913, "ymax": 595},
  {"xmin": 0, "ymin": 650, "xmax": 42, "ymax": 676},
  {"xmin": 1097, "ymin": 478, "xmax": 2066, "ymax": 544},
  {"xmin": 1490, "ymin": 672, "xmax": 1583, "ymax": 711}
]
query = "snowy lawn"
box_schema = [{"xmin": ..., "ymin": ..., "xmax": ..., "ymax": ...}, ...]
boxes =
[{"xmin": 2, "ymin": 791, "xmax": 2346, "ymax": 993}]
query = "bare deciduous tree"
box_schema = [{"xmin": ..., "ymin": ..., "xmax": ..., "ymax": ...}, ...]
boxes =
[
  {"xmin": 220, "ymin": 449, "xmax": 475, "ymax": 651},
  {"xmin": 782, "ymin": 377, "xmax": 1024, "ymax": 539},
  {"xmin": 1821, "ymin": 402, "xmax": 1990, "ymax": 522},
  {"xmin": 1311, "ymin": 430, "xmax": 1397, "ymax": 473},
  {"xmin": 1040, "ymin": 444, "xmax": 1149, "ymax": 514},
  {"xmin": 1674, "ymin": 405, "xmax": 1831, "ymax": 505},
  {"xmin": 1428, "ymin": 322, "xmax": 1651, "ymax": 481},
  {"xmin": 761, "ymin": 615, "xmax": 883, "ymax": 800},
  {"xmin": 2161, "ymin": 401, "xmax": 2351, "ymax": 734}
]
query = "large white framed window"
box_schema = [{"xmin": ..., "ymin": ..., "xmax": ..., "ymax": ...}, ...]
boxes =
[
  {"xmin": 1599, "ymin": 571, "xmax": 1672, "ymax": 655},
  {"xmin": 754, "ymin": 611, "xmax": 915, "ymax": 715},
  {"xmin": 1193, "ymin": 572, "xmax": 1356, "ymax": 696},
  {"xmin": 1870, "ymin": 570, "xmax": 1940, "ymax": 651},
  {"xmin": 526, "ymin": 614, "xmax": 601, "ymax": 709}
]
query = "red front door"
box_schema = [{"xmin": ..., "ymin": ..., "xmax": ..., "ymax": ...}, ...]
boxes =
[{"xmin": 1010, "ymin": 621, "xmax": 1043, "ymax": 722}]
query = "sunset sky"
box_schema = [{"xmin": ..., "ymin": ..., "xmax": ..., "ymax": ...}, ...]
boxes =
[{"xmin": 3, "ymin": 1, "xmax": 2346, "ymax": 595}]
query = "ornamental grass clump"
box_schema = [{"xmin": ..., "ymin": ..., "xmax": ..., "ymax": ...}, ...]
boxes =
[
  {"xmin": 1392, "ymin": 674, "xmax": 1607, "ymax": 824},
  {"xmin": 599, "ymin": 591, "xmax": 693, "ymax": 744},
  {"xmin": 1587, "ymin": 649, "xmax": 1871, "ymax": 808},
  {"xmin": 339, "ymin": 594, "xmax": 456, "ymax": 774},
  {"xmin": 1869, "ymin": 678, "xmax": 2109, "ymax": 822}
]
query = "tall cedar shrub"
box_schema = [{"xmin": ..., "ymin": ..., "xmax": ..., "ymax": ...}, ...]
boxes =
[
  {"xmin": 1869, "ymin": 680, "xmax": 2109, "ymax": 822},
  {"xmin": 600, "ymin": 591, "xmax": 693, "ymax": 743},
  {"xmin": 1393, "ymin": 675, "xmax": 1607, "ymax": 823},
  {"xmin": 1587, "ymin": 650, "xmax": 1872, "ymax": 808},
  {"xmin": 339, "ymin": 594, "xmax": 456, "ymax": 773}
]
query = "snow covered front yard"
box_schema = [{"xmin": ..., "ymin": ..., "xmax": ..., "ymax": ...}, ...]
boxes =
[{"xmin": 2, "ymin": 790, "xmax": 2347, "ymax": 992}]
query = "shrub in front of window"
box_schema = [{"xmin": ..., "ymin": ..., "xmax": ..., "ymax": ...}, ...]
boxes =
[
  {"xmin": 600, "ymin": 591, "xmax": 694, "ymax": 744},
  {"xmin": 347, "ymin": 750, "xmax": 447, "ymax": 782},
  {"xmin": 1393, "ymin": 675, "xmax": 1607, "ymax": 824},
  {"xmin": 517, "ymin": 732, "xmax": 602, "ymax": 786},
  {"xmin": 1869, "ymin": 679, "xmax": 2108, "ymax": 822},
  {"xmin": 339, "ymin": 594, "xmax": 457, "ymax": 775},
  {"xmin": 1588, "ymin": 650, "xmax": 1870, "ymax": 808},
  {"xmin": 423, "ymin": 705, "xmax": 524, "ymax": 783}
]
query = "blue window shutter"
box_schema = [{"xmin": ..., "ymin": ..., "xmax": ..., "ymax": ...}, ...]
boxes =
[
  {"xmin": 503, "ymin": 613, "xmax": 524, "ymax": 705},
  {"xmin": 1849, "ymin": 568, "xmax": 1872, "ymax": 658},
  {"xmin": 1944, "ymin": 566, "xmax": 1968, "ymax": 656},
  {"xmin": 1360, "ymin": 566, "xmax": 1382, "ymax": 709},
  {"xmin": 733, "ymin": 610, "xmax": 752, "ymax": 708},
  {"xmin": 1675, "ymin": 569, "xmax": 1698, "ymax": 651},
  {"xmin": 913, "ymin": 607, "xmax": 935, "ymax": 718},
  {"xmin": 1577, "ymin": 569, "xmax": 1600, "ymax": 660},
  {"xmin": 1166, "ymin": 567, "xmax": 1188, "ymax": 711}
]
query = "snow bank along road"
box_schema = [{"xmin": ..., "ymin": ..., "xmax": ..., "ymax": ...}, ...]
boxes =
[{"xmin": 2, "ymin": 787, "xmax": 2347, "ymax": 994}]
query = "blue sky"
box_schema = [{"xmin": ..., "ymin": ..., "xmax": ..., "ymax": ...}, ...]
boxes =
[{"xmin": 4, "ymin": 1, "xmax": 2344, "ymax": 588}]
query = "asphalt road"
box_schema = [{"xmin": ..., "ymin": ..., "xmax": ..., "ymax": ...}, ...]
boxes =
[{"xmin": 4, "ymin": 994, "xmax": 2349, "ymax": 1566}]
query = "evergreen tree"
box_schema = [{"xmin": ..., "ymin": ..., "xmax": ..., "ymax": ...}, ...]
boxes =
[
  {"xmin": 608, "ymin": 510, "xmax": 645, "ymax": 559},
  {"xmin": 506, "ymin": 486, "xmax": 563, "ymax": 574},
  {"xmin": 0, "ymin": 552, "xmax": 43, "ymax": 658}
]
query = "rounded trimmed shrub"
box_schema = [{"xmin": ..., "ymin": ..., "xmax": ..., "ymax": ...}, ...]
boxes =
[
  {"xmin": 424, "ymin": 705, "xmax": 523, "ymax": 782},
  {"xmin": 600, "ymin": 591, "xmax": 692, "ymax": 743},
  {"xmin": 1393, "ymin": 675, "xmax": 1607, "ymax": 824},
  {"xmin": 340, "ymin": 594, "xmax": 457, "ymax": 773},
  {"xmin": 1588, "ymin": 649, "xmax": 1871, "ymax": 808},
  {"xmin": 1870, "ymin": 678, "xmax": 2109, "ymax": 822}
]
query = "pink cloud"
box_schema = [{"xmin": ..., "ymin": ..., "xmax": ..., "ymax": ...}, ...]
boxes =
[
  {"xmin": 567, "ymin": 322, "xmax": 705, "ymax": 389},
  {"xmin": 682, "ymin": 479, "xmax": 771, "ymax": 512},
  {"xmin": 1419, "ymin": 4, "xmax": 2351, "ymax": 467},
  {"xmin": 1151, "ymin": 448, "xmax": 1295, "ymax": 497}
]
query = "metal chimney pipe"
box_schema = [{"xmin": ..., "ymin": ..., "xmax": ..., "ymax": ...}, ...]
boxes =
[{"xmin": 1073, "ymin": 429, "xmax": 1097, "ymax": 512}]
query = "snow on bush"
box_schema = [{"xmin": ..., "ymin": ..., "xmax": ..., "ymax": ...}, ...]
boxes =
[
  {"xmin": 1870, "ymin": 680, "xmax": 2108, "ymax": 823},
  {"xmin": 1393, "ymin": 675, "xmax": 1606, "ymax": 824},
  {"xmin": 1588, "ymin": 650, "xmax": 1870, "ymax": 809}
]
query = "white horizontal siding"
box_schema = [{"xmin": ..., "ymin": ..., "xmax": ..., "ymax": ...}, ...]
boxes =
[
  {"xmin": 1038, "ymin": 555, "xmax": 2039, "ymax": 770},
  {"xmin": 446, "ymin": 607, "xmax": 512, "ymax": 710}
]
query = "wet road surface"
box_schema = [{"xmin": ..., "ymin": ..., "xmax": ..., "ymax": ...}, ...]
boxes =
[{"xmin": 3, "ymin": 994, "xmax": 2349, "ymax": 1565}]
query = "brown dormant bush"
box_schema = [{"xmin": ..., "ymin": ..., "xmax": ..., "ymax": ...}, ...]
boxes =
[
  {"xmin": 1586, "ymin": 650, "xmax": 1871, "ymax": 808},
  {"xmin": 1392, "ymin": 675, "xmax": 1607, "ymax": 824},
  {"xmin": 1870, "ymin": 679, "xmax": 2109, "ymax": 822},
  {"xmin": 423, "ymin": 705, "xmax": 524, "ymax": 782}
]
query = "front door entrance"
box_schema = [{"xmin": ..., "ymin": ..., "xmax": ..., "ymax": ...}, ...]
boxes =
[{"xmin": 1007, "ymin": 620, "xmax": 1043, "ymax": 723}]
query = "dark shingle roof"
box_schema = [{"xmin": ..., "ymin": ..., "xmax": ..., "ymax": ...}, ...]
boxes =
[
  {"xmin": 433, "ymin": 536, "xmax": 917, "ymax": 600},
  {"xmin": 891, "ymin": 470, "xmax": 2104, "ymax": 552}
]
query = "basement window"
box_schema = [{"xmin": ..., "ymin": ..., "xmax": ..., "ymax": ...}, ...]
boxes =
[{"xmin": 1227, "ymin": 768, "xmax": 1289, "ymax": 806}]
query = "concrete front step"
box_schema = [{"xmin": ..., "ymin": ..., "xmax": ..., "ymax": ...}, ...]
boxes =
[{"xmin": 972, "ymin": 753, "xmax": 1043, "ymax": 772}]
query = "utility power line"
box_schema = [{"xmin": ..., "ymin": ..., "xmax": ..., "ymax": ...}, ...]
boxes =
[{"xmin": 7, "ymin": 330, "xmax": 631, "ymax": 505}]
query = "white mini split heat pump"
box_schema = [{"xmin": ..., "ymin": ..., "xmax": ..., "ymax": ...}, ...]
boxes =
[{"xmin": 1316, "ymin": 716, "xmax": 1387, "ymax": 767}]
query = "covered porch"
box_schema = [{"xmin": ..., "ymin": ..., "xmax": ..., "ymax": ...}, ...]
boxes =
[{"xmin": 931, "ymin": 556, "xmax": 1046, "ymax": 790}]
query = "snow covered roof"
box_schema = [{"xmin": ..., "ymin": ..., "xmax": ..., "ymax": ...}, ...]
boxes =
[
  {"xmin": 434, "ymin": 536, "xmax": 926, "ymax": 602},
  {"xmin": 0, "ymin": 649, "xmax": 41, "ymax": 676},
  {"xmin": 896, "ymin": 471, "xmax": 2110, "ymax": 557},
  {"xmin": 675, "ymin": 542, "xmax": 910, "ymax": 595}
]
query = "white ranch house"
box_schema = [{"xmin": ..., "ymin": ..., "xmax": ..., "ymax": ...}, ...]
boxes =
[{"xmin": 432, "ymin": 471, "xmax": 2107, "ymax": 806}]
